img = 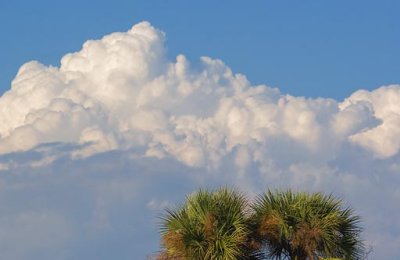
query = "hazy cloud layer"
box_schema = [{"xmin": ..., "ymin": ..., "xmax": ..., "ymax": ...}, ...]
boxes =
[{"xmin": 0, "ymin": 22, "xmax": 399, "ymax": 259}]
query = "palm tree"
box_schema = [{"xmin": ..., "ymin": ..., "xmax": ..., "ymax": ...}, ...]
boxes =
[
  {"xmin": 159, "ymin": 188, "xmax": 256, "ymax": 260},
  {"xmin": 251, "ymin": 190, "xmax": 364, "ymax": 260}
]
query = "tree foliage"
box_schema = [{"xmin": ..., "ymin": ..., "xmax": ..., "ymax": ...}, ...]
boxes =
[
  {"xmin": 159, "ymin": 188, "xmax": 255, "ymax": 259},
  {"xmin": 158, "ymin": 188, "xmax": 364, "ymax": 260},
  {"xmin": 251, "ymin": 190, "xmax": 363, "ymax": 260}
]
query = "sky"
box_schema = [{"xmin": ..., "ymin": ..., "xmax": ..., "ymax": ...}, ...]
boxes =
[
  {"xmin": 0, "ymin": 1, "xmax": 400, "ymax": 259},
  {"xmin": 1, "ymin": 0, "xmax": 400, "ymax": 99}
]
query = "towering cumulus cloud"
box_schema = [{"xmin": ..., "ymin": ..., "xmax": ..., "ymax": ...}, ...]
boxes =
[{"xmin": 0, "ymin": 22, "xmax": 399, "ymax": 259}]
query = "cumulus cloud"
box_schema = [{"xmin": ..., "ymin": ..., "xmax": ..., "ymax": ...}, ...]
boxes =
[{"xmin": 0, "ymin": 21, "xmax": 399, "ymax": 259}]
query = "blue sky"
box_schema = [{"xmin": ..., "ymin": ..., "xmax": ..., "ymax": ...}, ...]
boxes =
[
  {"xmin": 0, "ymin": 1, "xmax": 400, "ymax": 259},
  {"xmin": 1, "ymin": 0, "xmax": 399, "ymax": 99}
]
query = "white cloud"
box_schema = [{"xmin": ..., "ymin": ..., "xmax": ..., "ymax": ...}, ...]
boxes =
[{"xmin": 0, "ymin": 21, "xmax": 399, "ymax": 259}]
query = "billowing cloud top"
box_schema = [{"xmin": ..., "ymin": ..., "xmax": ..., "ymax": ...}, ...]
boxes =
[{"xmin": 0, "ymin": 22, "xmax": 399, "ymax": 259}]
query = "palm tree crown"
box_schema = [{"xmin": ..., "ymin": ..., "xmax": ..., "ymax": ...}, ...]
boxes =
[
  {"xmin": 251, "ymin": 190, "xmax": 364, "ymax": 260},
  {"xmin": 159, "ymin": 188, "xmax": 253, "ymax": 260}
]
